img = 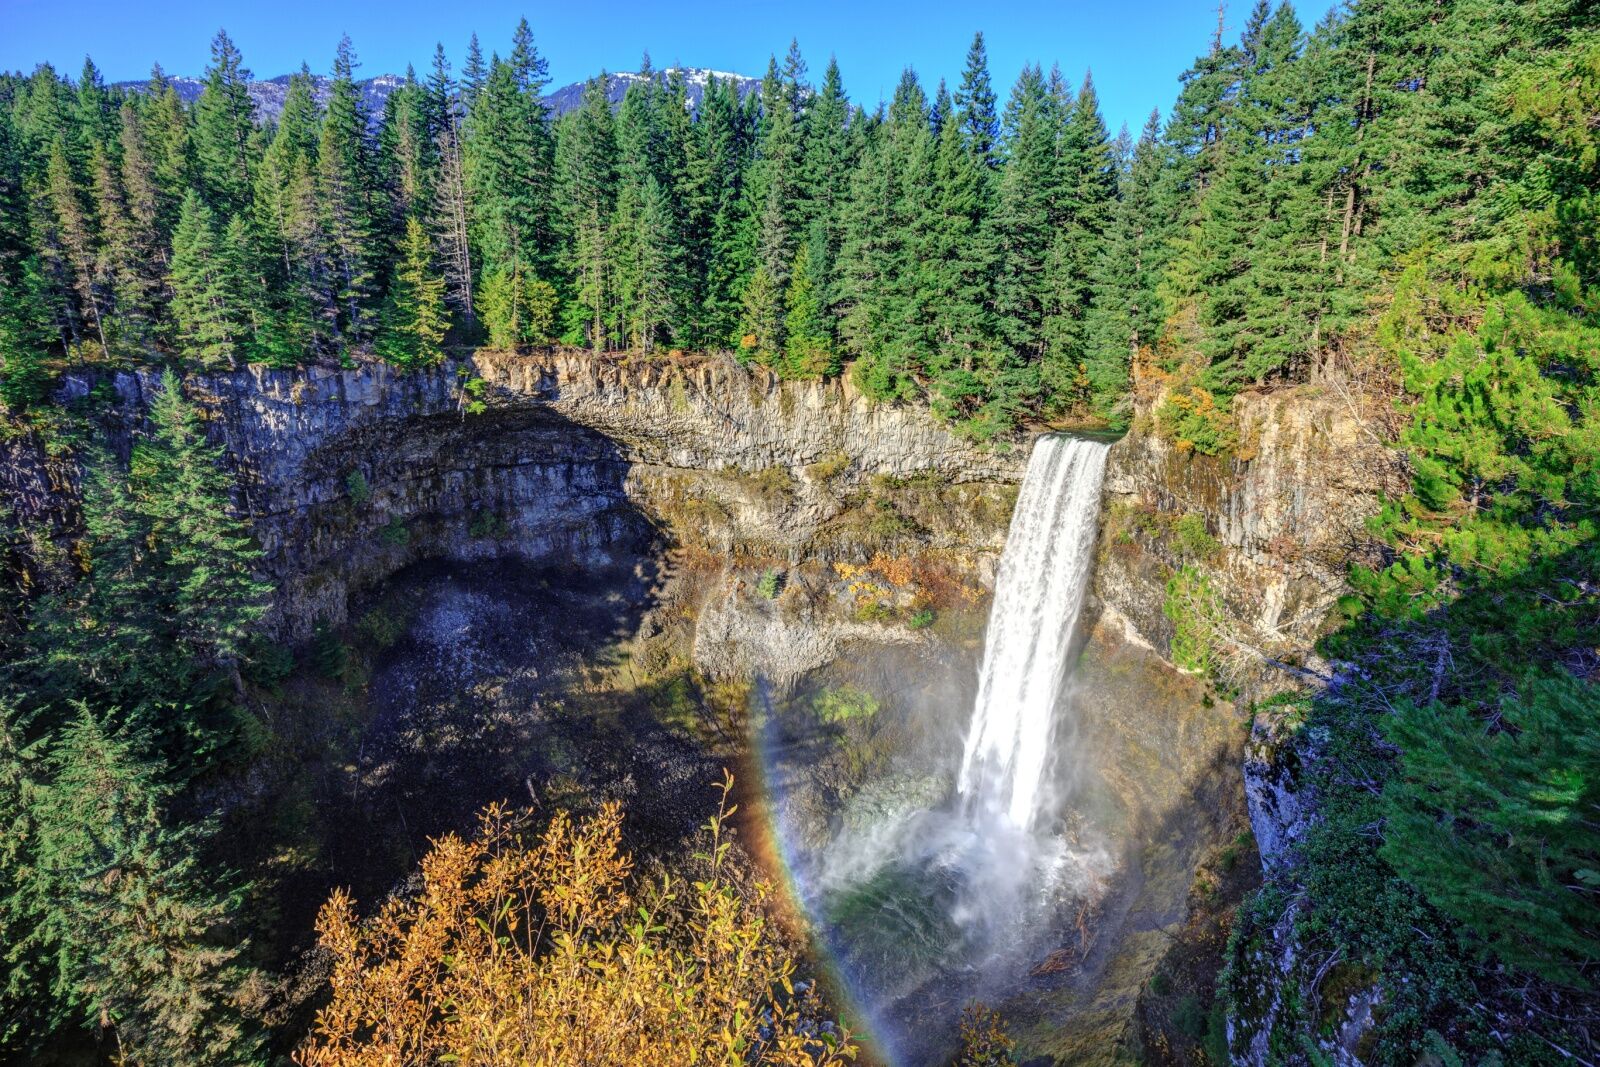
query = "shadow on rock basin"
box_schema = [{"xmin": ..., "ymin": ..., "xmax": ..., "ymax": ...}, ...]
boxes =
[{"xmin": 315, "ymin": 551, "xmax": 723, "ymax": 910}]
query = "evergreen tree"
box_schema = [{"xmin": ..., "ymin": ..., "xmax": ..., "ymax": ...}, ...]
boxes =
[
  {"xmin": 955, "ymin": 32, "xmax": 1001, "ymax": 169},
  {"xmin": 256, "ymin": 67, "xmax": 321, "ymax": 273},
  {"xmin": 376, "ymin": 217, "xmax": 449, "ymax": 367},
  {"xmin": 697, "ymin": 76, "xmax": 755, "ymax": 346},
  {"xmin": 1193, "ymin": 3, "xmax": 1316, "ymax": 389},
  {"xmin": 138, "ymin": 65, "xmax": 193, "ymax": 226},
  {"xmin": 135, "ymin": 368, "xmax": 270, "ymax": 668},
  {"xmin": 753, "ymin": 43, "xmax": 809, "ymax": 287},
  {"xmin": 1040, "ymin": 73, "xmax": 1118, "ymax": 406},
  {"xmin": 990, "ymin": 66, "xmax": 1056, "ymax": 371},
  {"xmin": 797, "ymin": 56, "xmax": 852, "ymax": 331},
  {"xmin": 925, "ymin": 79, "xmax": 998, "ymax": 421},
  {"xmin": 191, "ymin": 31, "xmax": 257, "ymax": 215},
  {"xmin": 15, "ymin": 708, "xmax": 261, "ymax": 1063},
  {"xmin": 1157, "ymin": 22, "xmax": 1247, "ymax": 304},
  {"xmin": 460, "ymin": 33, "xmax": 487, "ymax": 111},
  {"xmin": 424, "ymin": 43, "xmax": 455, "ymax": 140},
  {"xmin": 783, "ymin": 243, "xmax": 833, "ymax": 377},
  {"xmin": 431, "ymin": 122, "xmax": 475, "ymax": 333},
  {"xmin": 613, "ymin": 175, "xmax": 679, "ymax": 352},
  {"xmin": 1382, "ymin": 673, "xmax": 1599, "ymax": 989},
  {"xmin": 72, "ymin": 57, "xmax": 116, "ymax": 161},
  {"xmin": 737, "ymin": 263, "xmax": 783, "ymax": 362},
  {"xmin": 167, "ymin": 191, "xmax": 249, "ymax": 366},
  {"xmin": 117, "ymin": 102, "xmax": 170, "ymax": 269},
  {"xmin": 479, "ymin": 259, "xmax": 558, "ymax": 349},
  {"xmin": 318, "ymin": 36, "xmax": 382, "ymax": 346},
  {"xmin": 44, "ymin": 137, "xmax": 108, "ymax": 351},
  {"xmin": 91, "ymin": 143, "xmax": 163, "ymax": 349},
  {"xmin": 0, "ymin": 258, "xmax": 56, "ymax": 410},
  {"xmin": 555, "ymin": 76, "xmax": 617, "ymax": 351},
  {"xmin": 378, "ymin": 69, "xmax": 435, "ymax": 228},
  {"xmin": 1081, "ymin": 111, "xmax": 1166, "ymax": 419},
  {"xmin": 465, "ymin": 31, "xmax": 554, "ymax": 283}
]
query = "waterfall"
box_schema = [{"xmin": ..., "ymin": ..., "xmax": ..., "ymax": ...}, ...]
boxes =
[{"xmin": 957, "ymin": 435, "xmax": 1110, "ymax": 834}]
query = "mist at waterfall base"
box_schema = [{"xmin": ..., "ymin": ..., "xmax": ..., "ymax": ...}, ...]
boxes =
[{"xmin": 756, "ymin": 436, "xmax": 1113, "ymax": 1064}]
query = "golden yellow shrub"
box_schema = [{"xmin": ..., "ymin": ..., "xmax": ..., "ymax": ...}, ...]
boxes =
[{"xmin": 298, "ymin": 776, "xmax": 853, "ymax": 1067}]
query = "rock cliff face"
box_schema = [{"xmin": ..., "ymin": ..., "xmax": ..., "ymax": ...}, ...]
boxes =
[
  {"xmin": 61, "ymin": 350, "xmax": 1025, "ymax": 639},
  {"xmin": 7, "ymin": 350, "xmax": 1400, "ymax": 1064},
  {"xmin": 1092, "ymin": 384, "xmax": 1405, "ymax": 682}
]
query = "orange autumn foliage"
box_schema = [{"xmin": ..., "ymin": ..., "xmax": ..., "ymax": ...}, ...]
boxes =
[{"xmin": 298, "ymin": 775, "xmax": 853, "ymax": 1067}]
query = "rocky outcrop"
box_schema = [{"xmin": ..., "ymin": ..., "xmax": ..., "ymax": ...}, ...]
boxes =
[
  {"xmin": 0, "ymin": 430, "xmax": 78, "ymax": 593},
  {"xmin": 52, "ymin": 350, "xmax": 1026, "ymax": 637},
  {"xmin": 1092, "ymin": 384, "xmax": 1405, "ymax": 680}
]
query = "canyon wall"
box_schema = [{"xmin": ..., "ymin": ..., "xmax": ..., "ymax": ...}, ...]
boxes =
[
  {"xmin": 1090, "ymin": 382, "xmax": 1405, "ymax": 683},
  {"xmin": 1085, "ymin": 379, "xmax": 1406, "ymax": 1065},
  {"xmin": 4, "ymin": 351, "xmax": 1407, "ymax": 1064},
  {"xmin": 47, "ymin": 350, "xmax": 1024, "ymax": 638}
]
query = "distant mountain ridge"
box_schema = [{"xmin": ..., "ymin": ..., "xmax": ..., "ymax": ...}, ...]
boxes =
[{"xmin": 110, "ymin": 67, "xmax": 761, "ymax": 124}]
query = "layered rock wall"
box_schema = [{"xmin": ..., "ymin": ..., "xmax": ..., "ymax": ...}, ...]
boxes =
[
  {"xmin": 1091, "ymin": 384, "xmax": 1405, "ymax": 681},
  {"xmin": 50, "ymin": 351, "xmax": 1026, "ymax": 637}
]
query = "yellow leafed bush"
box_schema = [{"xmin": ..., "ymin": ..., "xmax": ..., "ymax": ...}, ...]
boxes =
[{"xmin": 298, "ymin": 775, "xmax": 853, "ymax": 1067}]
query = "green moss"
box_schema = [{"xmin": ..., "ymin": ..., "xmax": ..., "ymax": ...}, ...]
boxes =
[{"xmin": 812, "ymin": 685, "xmax": 879, "ymax": 725}]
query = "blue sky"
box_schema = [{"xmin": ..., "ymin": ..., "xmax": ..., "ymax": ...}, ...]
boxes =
[{"xmin": 0, "ymin": 0, "xmax": 1252, "ymax": 135}]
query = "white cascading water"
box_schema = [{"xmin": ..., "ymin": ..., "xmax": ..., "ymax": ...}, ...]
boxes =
[{"xmin": 957, "ymin": 435, "xmax": 1110, "ymax": 834}]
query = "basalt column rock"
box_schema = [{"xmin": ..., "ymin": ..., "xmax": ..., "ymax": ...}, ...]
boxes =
[
  {"xmin": 1091, "ymin": 383, "xmax": 1405, "ymax": 683},
  {"xmin": 59, "ymin": 351, "xmax": 1027, "ymax": 638}
]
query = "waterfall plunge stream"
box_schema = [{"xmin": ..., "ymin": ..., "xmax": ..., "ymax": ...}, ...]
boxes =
[
  {"xmin": 958, "ymin": 435, "xmax": 1111, "ymax": 834},
  {"xmin": 764, "ymin": 434, "xmax": 1113, "ymax": 1063}
]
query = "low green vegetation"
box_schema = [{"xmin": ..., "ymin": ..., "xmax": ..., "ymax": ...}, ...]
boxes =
[
  {"xmin": 812, "ymin": 685, "xmax": 880, "ymax": 726},
  {"xmin": 1163, "ymin": 565, "xmax": 1224, "ymax": 679},
  {"xmin": 1170, "ymin": 513, "xmax": 1220, "ymax": 561}
]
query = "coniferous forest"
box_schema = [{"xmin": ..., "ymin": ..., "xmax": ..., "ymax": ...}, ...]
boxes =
[{"xmin": 1, "ymin": 0, "xmax": 1597, "ymax": 1064}]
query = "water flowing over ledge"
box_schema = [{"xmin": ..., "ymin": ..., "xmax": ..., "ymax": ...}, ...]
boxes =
[{"xmin": 959, "ymin": 435, "xmax": 1111, "ymax": 834}]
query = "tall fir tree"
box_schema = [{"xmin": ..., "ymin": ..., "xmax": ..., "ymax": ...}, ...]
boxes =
[
  {"xmin": 465, "ymin": 51, "xmax": 554, "ymax": 286},
  {"xmin": 167, "ymin": 191, "xmax": 250, "ymax": 366},
  {"xmin": 460, "ymin": 33, "xmax": 487, "ymax": 110},
  {"xmin": 990, "ymin": 65, "xmax": 1056, "ymax": 369},
  {"xmin": 11, "ymin": 708, "xmax": 261, "ymax": 1064},
  {"xmin": 318, "ymin": 36, "xmax": 381, "ymax": 347},
  {"xmin": 138, "ymin": 65, "xmax": 193, "ymax": 227},
  {"xmin": 555, "ymin": 76, "xmax": 617, "ymax": 351},
  {"xmin": 1081, "ymin": 110, "xmax": 1167, "ymax": 419},
  {"xmin": 1040, "ymin": 73, "xmax": 1118, "ymax": 407},
  {"xmin": 44, "ymin": 137, "xmax": 107, "ymax": 351},
  {"xmin": 191, "ymin": 31, "xmax": 256, "ymax": 216}
]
